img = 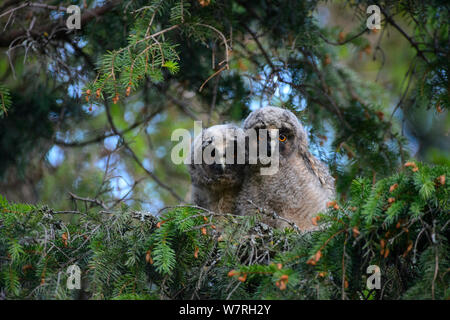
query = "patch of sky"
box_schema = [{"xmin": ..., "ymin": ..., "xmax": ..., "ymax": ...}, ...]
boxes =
[
  {"xmin": 77, "ymin": 38, "xmax": 88, "ymax": 48},
  {"xmin": 104, "ymin": 135, "xmax": 120, "ymax": 151},
  {"xmin": 146, "ymin": 112, "xmax": 167, "ymax": 134},
  {"xmin": 49, "ymin": 11, "xmax": 64, "ymax": 21},
  {"xmin": 109, "ymin": 162, "xmax": 135, "ymax": 199},
  {"xmin": 124, "ymin": 110, "xmax": 135, "ymax": 124},
  {"xmin": 142, "ymin": 158, "xmax": 154, "ymax": 172},
  {"xmin": 58, "ymin": 129, "xmax": 86, "ymax": 143},
  {"xmin": 64, "ymin": 43, "xmax": 75, "ymax": 55},
  {"xmin": 93, "ymin": 0, "xmax": 107, "ymax": 7},
  {"xmin": 47, "ymin": 145, "xmax": 65, "ymax": 167},
  {"xmin": 142, "ymin": 182, "xmax": 165, "ymax": 213},
  {"xmin": 68, "ymin": 83, "xmax": 83, "ymax": 98},
  {"xmin": 155, "ymin": 146, "xmax": 167, "ymax": 158},
  {"xmin": 132, "ymin": 101, "xmax": 144, "ymax": 112},
  {"xmin": 82, "ymin": 103, "xmax": 103, "ymax": 116}
]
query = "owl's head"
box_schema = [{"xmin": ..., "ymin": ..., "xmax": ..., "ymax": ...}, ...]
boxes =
[
  {"xmin": 243, "ymin": 106, "xmax": 308, "ymax": 162},
  {"xmin": 188, "ymin": 124, "xmax": 245, "ymax": 188}
]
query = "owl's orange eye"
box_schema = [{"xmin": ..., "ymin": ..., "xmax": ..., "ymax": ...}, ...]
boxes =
[{"xmin": 279, "ymin": 134, "xmax": 287, "ymax": 142}]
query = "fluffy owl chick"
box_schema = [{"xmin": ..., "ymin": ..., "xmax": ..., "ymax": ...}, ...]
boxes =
[
  {"xmin": 187, "ymin": 124, "xmax": 245, "ymax": 214},
  {"xmin": 236, "ymin": 106, "xmax": 335, "ymax": 231}
]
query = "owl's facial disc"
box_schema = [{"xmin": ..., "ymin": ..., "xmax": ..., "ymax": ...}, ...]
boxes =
[
  {"xmin": 250, "ymin": 124, "xmax": 294, "ymax": 163},
  {"xmin": 277, "ymin": 126, "xmax": 296, "ymax": 158},
  {"xmin": 201, "ymin": 138, "xmax": 243, "ymax": 185}
]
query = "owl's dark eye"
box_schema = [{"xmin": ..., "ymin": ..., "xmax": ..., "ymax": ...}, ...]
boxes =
[
  {"xmin": 279, "ymin": 134, "xmax": 287, "ymax": 142},
  {"xmin": 211, "ymin": 149, "xmax": 216, "ymax": 158}
]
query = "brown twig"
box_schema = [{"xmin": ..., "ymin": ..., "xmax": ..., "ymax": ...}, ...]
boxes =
[
  {"xmin": 199, "ymin": 64, "xmax": 227, "ymax": 92},
  {"xmin": 68, "ymin": 192, "xmax": 108, "ymax": 210},
  {"xmin": 103, "ymin": 99, "xmax": 183, "ymax": 202},
  {"xmin": 319, "ymin": 28, "xmax": 368, "ymax": 46}
]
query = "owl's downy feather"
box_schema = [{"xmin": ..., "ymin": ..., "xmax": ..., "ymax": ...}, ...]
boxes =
[
  {"xmin": 187, "ymin": 124, "xmax": 245, "ymax": 214},
  {"xmin": 236, "ymin": 106, "xmax": 335, "ymax": 231}
]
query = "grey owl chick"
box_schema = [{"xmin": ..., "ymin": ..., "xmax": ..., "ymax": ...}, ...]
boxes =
[
  {"xmin": 235, "ymin": 106, "xmax": 335, "ymax": 231},
  {"xmin": 187, "ymin": 124, "xmax": 245, "ymax": 214}
]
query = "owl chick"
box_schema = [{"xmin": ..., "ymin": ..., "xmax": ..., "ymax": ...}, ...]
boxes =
[
  {"xmin": 236, "ymin": 106, "xmax": 335, "ymax": 231},
  {"xmin": 187, "ymin": 124, "xmax": 246, "ymax": 214}
]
